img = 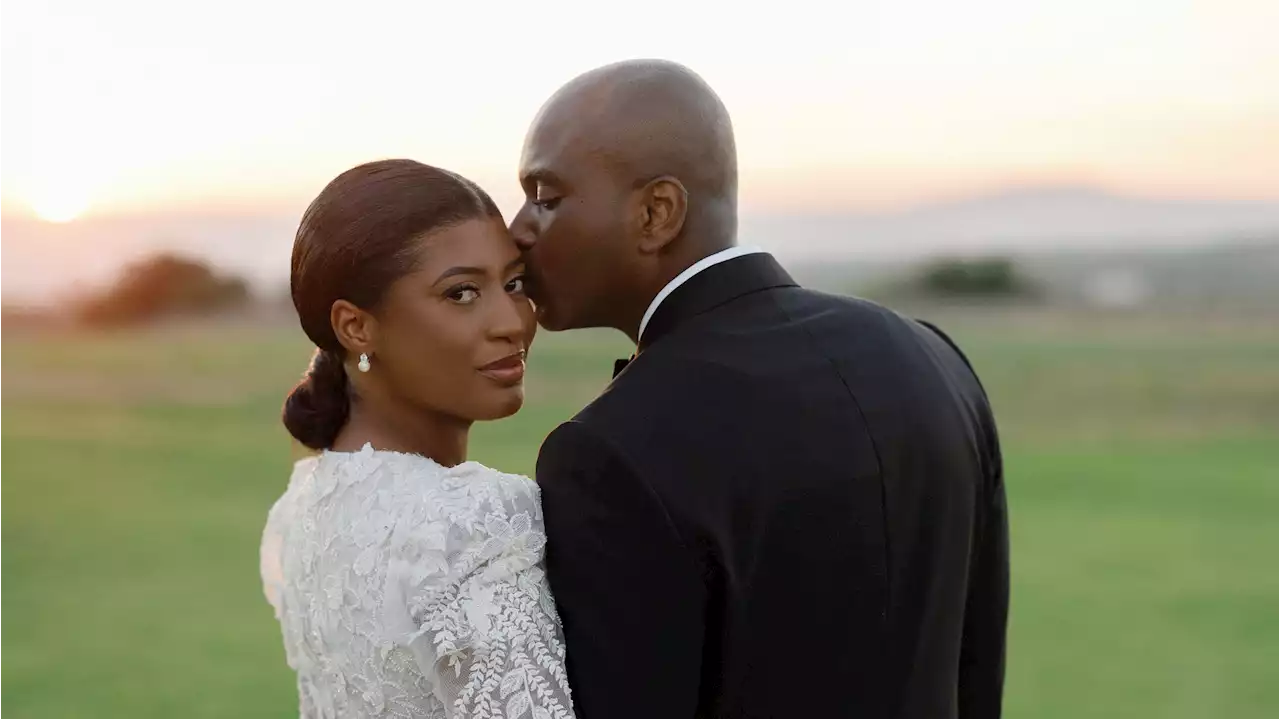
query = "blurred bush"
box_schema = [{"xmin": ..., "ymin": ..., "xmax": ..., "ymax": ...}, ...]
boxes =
[
  {"xmin": 916, "ymin": 256, "xmax": 1039, "ymax": 299},
  {"xmin": 858, "ymin": 256, "xmax": 1043, "ymax": 304},
  {"xmin": 74, "ymin": 254, "xmax": 251, "ymax": 327}
]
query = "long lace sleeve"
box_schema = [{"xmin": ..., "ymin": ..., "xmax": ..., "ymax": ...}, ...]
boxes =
[
  {"xmin": 260, "ymin": 457, "xmax": 313, "ymax": 620},
  {"xmin": 260, "ymin": 503, "xmax": 285, "ymax": 618},
  {"xmin": 382, "ymin": 470, "xmax": 575, "ymax": 719}
]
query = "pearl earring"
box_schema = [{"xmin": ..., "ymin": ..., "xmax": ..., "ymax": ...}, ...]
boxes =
[{"xmin": 357, "ymin": 353, "xmax": 371, "ymax": 373}]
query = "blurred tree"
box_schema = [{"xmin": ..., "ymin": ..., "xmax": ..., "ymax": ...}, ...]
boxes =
[
  {"xmin": 915, "ymin": 256, "xmax": 1039, "ymax": 299},
  {"xmin": 74, "ymin": 254, "xmax": 251, "ymax": 326}
]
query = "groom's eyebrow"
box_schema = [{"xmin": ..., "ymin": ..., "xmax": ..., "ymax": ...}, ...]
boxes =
[{"xmin": 521, "ymin": 168, "xmax": 560, "ymax": 186}]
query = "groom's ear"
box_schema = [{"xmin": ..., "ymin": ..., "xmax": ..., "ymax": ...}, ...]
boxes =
[{"xmin": 636, "ymin": 176, "xmax": 688, "ymax": 254}]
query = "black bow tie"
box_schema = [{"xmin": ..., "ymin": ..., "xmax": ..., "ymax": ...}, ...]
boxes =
[{"xmin": 612, "ymin": 354, "xmax": 635, "ymax": 379}]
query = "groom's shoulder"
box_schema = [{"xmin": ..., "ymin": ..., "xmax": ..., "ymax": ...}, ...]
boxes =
[
  {"xmin": 539, "ymin": 290, "xmax": 948, "ymax": 443},
  {"xmin": 545, "ymin": 352, "xmax": 699, "ymax": 451}
]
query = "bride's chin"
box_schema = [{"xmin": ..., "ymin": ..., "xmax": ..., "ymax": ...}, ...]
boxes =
[{"xmin": 474, "ymin": 387, "xmax": 525, "ymax": 421}]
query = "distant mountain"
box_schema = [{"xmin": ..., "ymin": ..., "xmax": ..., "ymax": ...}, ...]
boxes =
[
  {"xmin": 789, "ymin": 240, "xmax": 1278, "ymax": 313},
  {"xmin": 748, "ymin": 186, "xmax": 1278, "ymax": 260},
  {"xmin": 2, "ymin": 186, "xmax": 1275, "ymax": 304},
  {"xmin": 1017, "ymin": 239, "xmax": 1279, "ymax": 312}
]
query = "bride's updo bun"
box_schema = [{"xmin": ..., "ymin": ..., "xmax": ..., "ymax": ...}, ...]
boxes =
[
  {"xmin": 282, "ymin": 349, "xmax": 351, "ymax": 450},
  {"xmin": 282, "ymin": 159, "xmax": 502, "ymax": 450}
]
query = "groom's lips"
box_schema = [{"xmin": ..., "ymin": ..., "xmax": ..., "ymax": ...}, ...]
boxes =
[
  {"xmin": 524, "ymin": 274, "xmax": 545, "ymax": 304},
  {"xmin": 524, "ymin": 282, "xmax": 548, "ymax": 318}
]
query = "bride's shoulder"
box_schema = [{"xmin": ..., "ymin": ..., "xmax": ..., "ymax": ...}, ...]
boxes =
[
  {"xmin": 427, "ymin": 458, "xmax": 542, "ymax": 519},
  {"xmin": 308, "ymin": 443, "xmax": 538, "ymax": 510}
]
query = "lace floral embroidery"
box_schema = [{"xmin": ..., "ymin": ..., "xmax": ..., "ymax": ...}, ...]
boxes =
[{"xmin": 260, "ymin": 445, "xmax": 574, "ymax": 718}]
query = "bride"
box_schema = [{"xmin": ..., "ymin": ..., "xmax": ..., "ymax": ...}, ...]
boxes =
[{"xmin": 259, "ymin": 159, "xmax": 574, "ymax": 718}]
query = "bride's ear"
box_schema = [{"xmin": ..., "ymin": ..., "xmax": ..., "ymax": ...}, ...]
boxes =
[{"xmin": 331, "ymin": 299, "xmax": 377, "ymax": 359}]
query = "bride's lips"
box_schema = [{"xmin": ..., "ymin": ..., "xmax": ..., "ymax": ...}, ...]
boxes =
[{"xmin": 478, "ymin": 351, "xmax": 526, "ymax": 385}]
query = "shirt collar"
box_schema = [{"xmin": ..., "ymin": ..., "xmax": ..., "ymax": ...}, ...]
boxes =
[{"xmin": 637, "ymin": 246, "xmax": 766, "ymax": 342}]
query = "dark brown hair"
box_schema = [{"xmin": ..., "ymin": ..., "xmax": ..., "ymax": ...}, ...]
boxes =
[{"xmin": 282, "ymin": 159, "xmax": 502, "ymax": 450}]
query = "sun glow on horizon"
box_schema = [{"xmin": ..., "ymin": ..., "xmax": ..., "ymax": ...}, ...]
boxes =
[{"xmin": 29, "ymin": 188, "xmax": 91, "ymax": 224}]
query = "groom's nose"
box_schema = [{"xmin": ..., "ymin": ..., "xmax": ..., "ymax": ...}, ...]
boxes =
[{"xmin": 508, "ymin": 206, "xmax": 536, "ymax": 251}]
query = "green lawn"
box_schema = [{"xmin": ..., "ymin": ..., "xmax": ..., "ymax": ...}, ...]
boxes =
[{"xmin": 3, "ymin": 311, "xmax": 1275, "ymax": 717}]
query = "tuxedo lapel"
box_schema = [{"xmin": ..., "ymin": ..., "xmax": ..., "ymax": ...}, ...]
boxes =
[
  {"xmin": 638, "ymin": 253, "xmax": 797, "ymax": 352},
  {"xmin": 612, "ymin": 355, "xmax": 633, "ymax": 379},
  {"xmin": 608, "ymin": 253, "xmax": 795, "ymax": 382}
]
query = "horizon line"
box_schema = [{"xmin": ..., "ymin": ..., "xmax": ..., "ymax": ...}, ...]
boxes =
[{"xmin": 3, "ymin": 181, "xmax": 1277, "ymax": 225}]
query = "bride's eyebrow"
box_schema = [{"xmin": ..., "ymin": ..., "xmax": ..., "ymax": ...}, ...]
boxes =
[
  {"xmin": 434, "ymin": 258, "xmax": 524, "ymax": 284},
  {"xmin": 434, "ymin": 266, "xmax": 485, "ymax": 283}
]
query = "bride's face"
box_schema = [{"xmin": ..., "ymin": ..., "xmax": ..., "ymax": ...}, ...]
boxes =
[{"xmin": 369, "ymin": 217, "xmax": 536, "ymax": 421}]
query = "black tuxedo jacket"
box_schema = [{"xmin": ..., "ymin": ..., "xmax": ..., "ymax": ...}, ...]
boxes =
[{"xmin": 536, "ymin": 253, "xmax": 1008, "ymax": 718}]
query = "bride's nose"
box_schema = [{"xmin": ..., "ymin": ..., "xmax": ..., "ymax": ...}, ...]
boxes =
[{"xmin": 487, "ymin": 293, "xmax": 526, "ymax": 344}]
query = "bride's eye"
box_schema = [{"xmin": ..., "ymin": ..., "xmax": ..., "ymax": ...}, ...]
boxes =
[
  {"xmin": 446, "ymin": 284, "xmax": 480, "ymax": 304},
  {"xmin": 505, "ymin": 275, "xmax": 527, "ymax": 295}
]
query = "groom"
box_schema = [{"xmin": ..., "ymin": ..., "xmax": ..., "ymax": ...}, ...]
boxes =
[{"xmin": 510, "ymin": 60, "xmax": 1008, "ymax": 718}]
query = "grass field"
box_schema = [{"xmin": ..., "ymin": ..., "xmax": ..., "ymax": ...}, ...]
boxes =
[{"xmin": 3, "ymin": 308, "xmax": 1276, "ymax": 717}]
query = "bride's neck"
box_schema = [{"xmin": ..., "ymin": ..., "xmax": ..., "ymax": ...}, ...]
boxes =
[{"xmin": 334, "ymin": 395, "xmax": 471, "ymax": 467}]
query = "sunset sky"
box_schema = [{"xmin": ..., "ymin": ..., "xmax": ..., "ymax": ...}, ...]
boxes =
[{"xmin": 2, "ymin": 0, "xmax": 1276, "ymax": 222}]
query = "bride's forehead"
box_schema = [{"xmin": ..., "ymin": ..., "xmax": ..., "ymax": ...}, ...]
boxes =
[{"xmin": 405, "ymin": 221, "xmax": 521, "ymax": 271}]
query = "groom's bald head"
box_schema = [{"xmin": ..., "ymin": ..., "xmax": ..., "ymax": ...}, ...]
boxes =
[
  {"xmin": 530, "ymin": 59, "xmax": 737, "ymax": 219},
  {"xmin": 510, "ymin": 60, "xmax": 739, "ymax": 336}
]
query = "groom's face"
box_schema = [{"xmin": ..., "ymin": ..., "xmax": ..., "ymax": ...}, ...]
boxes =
[{"xmin": 510, "ymin": 125, "xmax": 639, "ymax": 332}]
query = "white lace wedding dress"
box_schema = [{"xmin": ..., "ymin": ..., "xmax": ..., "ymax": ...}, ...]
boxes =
[{"xmin": 259, "ymin": 444, "xmax": 575, "ymax": 718}]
